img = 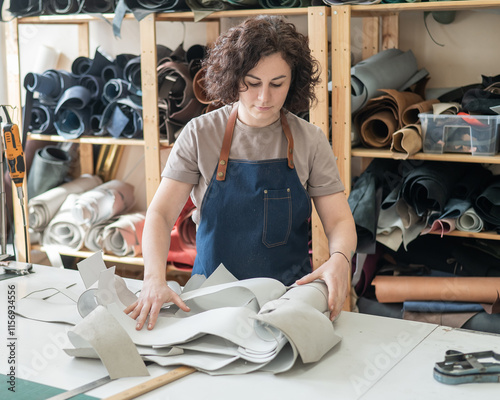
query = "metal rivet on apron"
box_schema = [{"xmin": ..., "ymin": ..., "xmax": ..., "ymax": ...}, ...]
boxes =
[
  {"xmin": 217, "ymin": 172, "xmax": 224, "ymax": 177},
  {"xmin": 264, "ymin": 190, "xmax": 268, "ymax": 194},
  {"xmin": 287, "ymin": 188, "xmax": 290, "ymax": 192},
  {"xmin": 219, "ymin": 160, "xmax": 226, "ymax": 165},
  {"xmin": 289, "ymin": 148, "xmax": 293, "ymax": 153}
]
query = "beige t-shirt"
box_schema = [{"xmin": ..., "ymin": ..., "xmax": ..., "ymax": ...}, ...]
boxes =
[{"xmin": 163, "ymin": 105, "xmax": 344, "ymax": 224}]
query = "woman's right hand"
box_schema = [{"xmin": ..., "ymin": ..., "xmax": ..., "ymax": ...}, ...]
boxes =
[{"xmin": 124, "ymin": 277, "xmax": 190, "ymax": 330}]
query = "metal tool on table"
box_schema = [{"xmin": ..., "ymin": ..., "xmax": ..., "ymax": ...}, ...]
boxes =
[
  {"xmin": 46, "ymin": 366, "xmax": 196, "ymax": 400},
  {"xmin": 0, "ymin": 260, "xmax": 33, "ymax": 275},
  {"xmin": 434, "ymin": 349, "xmax": 500, "ymax": 384},
  {"xmin": 1, "ymin": 105, "xmax": 29, "ymax": 262}
]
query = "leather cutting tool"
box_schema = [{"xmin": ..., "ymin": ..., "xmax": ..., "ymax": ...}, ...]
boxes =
[
  {"xmin": 434, "ymin": 349, "xmax": 500, "ymax": 384},
  {"xmin": 1, "ymin": 105, "xmax": 29, "ymax": 261}
]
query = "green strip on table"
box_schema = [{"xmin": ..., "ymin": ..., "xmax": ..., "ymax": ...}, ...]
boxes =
[{"xmin": 1, "ymin": 374, "xmax": 100, "ymax": 400}]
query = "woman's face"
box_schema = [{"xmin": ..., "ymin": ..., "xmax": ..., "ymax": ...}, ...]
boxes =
[{"xmin": 237, "ymin": 52, "xmax": 291, "ymax": 127}]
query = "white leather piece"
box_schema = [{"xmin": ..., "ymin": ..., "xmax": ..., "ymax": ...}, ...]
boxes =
[
  {"xmin": 28, "ymin": 174, "xmax": 102, "ymax": 231},
  {"xmin": 68, "ymin": 305, "xmax": 149, "ymax": 379},
  {"xmin": 101, "ymin": 212, "xmax": 145, "ymax": 256},
  {"xmin": 71, "ymin": 179, "xmax": 135, "ymax": 226},
  {"xmin": 42, "ymin": 194, "xmax": 87, "ymax": 251}
]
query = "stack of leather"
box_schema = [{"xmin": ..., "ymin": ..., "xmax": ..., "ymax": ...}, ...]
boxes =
[
  {"xmin": 349, "ymin": 159, "xmax": 500, "ymax": 332},
  {"xmin": 23, "ymin": 43, "xmax": 207, "ymax": 142}
]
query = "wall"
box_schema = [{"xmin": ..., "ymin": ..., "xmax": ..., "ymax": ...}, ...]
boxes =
[{"xmin": 398, "ymin": 11, "xmax": 500, "ymax": 89}]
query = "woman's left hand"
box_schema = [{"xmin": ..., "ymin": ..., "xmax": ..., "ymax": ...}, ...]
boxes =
[{"xmin": 295, "ymin": 254, "xmax": 350, "ymax": 320}]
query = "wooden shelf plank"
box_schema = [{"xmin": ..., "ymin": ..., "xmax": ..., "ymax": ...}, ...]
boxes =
[
  {"xmin": 17, "ymin": 8, "xmax": 311, "ymax": 24},
  {"xmin": 34, "ymin": 245, "xmax": 145, "ymax": 265},
  {"xmin": 28, "ymin": 134, "xmax": 171, "ymax": 147},
  {"xmin": 351, "ymin": 147, "xmax": 500, "ymax": 164},
  {"xmin": 17, "ymin": 13, "xmax": 132, "ymax": 24},
  {"xmin": 429, "ymin": 230, "xmax": 500, "ymax": 240}
]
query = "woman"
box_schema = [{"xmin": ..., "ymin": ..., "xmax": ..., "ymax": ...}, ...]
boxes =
[{"xmin": 126, "ymin": 15, "xmax": 357, "ymax": 330}]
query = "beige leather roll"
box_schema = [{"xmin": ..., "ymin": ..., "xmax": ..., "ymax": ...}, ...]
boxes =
[
  {"xmin": 372, "ymin": 275, "xmax": 500, "ymax": 303},
  {"xmin": 390, "ymin": 123, "xmax": 422, "ymax": 159}
]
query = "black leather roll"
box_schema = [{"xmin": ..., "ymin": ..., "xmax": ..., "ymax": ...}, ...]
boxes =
[
  {"xmin": 45, "ymin": 0, "xmax": 81, "ymax": 14},
  {"xmin": 474, "ymin": 177, "xmax": 500, "ymax": 231},
  {"xmin": 157, "ymin": 59, "xmax": 204, "ymax": 142},
  {"xmin": 123, "ymin": 56, "xmax": 142, "ymax": 92},
  {"xmin": 55, "ymin": 85, "xmax": 92, "ymax": 114},
  {"xmin": 71, "ymin": 48, "xmax": 114, "ymax": 77},
  {"xmin": 258, "ymin": 0, "xmax": 307, "ymax": 8},
  {"xmin": 27, "ymin": 146, "xmax": 72, "ymax": 199},
  {"xmin": 99, "ymin": 97, "xmax": 143, "ymax": 138},
  {"xmin": 53, "ymin": 85, "xmax": 93, "ymax": 139},
  {"xmin": 401, "ymin": 162, "xmax": 467, "ymax": 217},
  {"xmin": 28, "ymin": 99, "xmax": 57, "ymax": 135},
  {"xmin": 82, "ymin": 0, "xmax": 117, "ymax": 13},
  {"xmin": 79, "ymin": 74, "xmax": 105, "ymax": 101},
  {"xmin": 24, "ymin": 69, "xmax": 76, "ymax": 105},
  {"xmin": 2, "ymin": 0, "xmax": 44, "ymax": 19},
  {"xmin": 54, "ymin": 107, "xmax": 91, "ymax": 139},
  {"xmin": 103, "ymin": 78, "xmax": 139, "ymax": 103}
]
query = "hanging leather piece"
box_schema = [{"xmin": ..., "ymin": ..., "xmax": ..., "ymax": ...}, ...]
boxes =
[{"xmin": 27, "ymin": 146, "xmax": 72, "ymax": 199}]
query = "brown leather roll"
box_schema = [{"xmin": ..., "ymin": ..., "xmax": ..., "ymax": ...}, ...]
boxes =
[
  {"xmin": 193, "ymin": 66, "xmax": 211, "ymax": 104},
  {"xmin": 372, "ymin": 275, "xmax": 500, "ymax": 303},
  {"xmin": 402, "ymin": 98, "xmax": 439, "ymax": 126},
  {"xmin": 354, "ymin": 89, "xmax": 423, "ymax": 148}
]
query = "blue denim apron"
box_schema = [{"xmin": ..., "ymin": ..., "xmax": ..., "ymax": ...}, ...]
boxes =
[{"xmin": 192, "ymin": 104, "xmax": 312, "ymax": 285}]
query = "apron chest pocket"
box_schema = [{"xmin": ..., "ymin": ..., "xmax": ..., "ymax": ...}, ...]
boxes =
[{"xmin": 262, "ymin": 188, "xmax": 292, "ymax": 248}]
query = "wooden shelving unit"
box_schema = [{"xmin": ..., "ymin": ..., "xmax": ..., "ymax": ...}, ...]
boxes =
[
  {"xmin": 4, "ymin": 7, "xmax": 332, "ymax": 270},
  {"xmin": 8, "ymin": 2, "xmax": 496, "ymax": 310},
  {"xmin": 327, "ymin": 1, "xmax": 500, "ymax": 311},
  {"xmin": 330, "ymin": 2, "xmax": 500, "ymax": 240}
]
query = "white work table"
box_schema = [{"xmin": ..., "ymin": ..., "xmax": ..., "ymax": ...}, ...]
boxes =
[{"xmin": 1, "ymin": 265, "xmax": 499, "ymax": 399}]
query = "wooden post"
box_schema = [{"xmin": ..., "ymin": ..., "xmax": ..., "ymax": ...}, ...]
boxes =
[
  {"xmin": 77, "ymin": 22, "xmax": 94, "ymax": 176},
  {"xmin": 139, "ymin": 14, "xmax": 161, "ymax": 206},
  {"xmin": 382, "ymin": 13, "xmax": 399, "ymax": 50},
  {"xmin": 308, "ymin": 7, "xmax": 331, "ymax": 271},
  {"xmin": 331, "ymin": 6, "xmax": 352, "ymax": 195},
  {"xmin": 331, "ymin": 6, "xmax": 352, "ymax": 311},
  {"xmin": 5, "ymin": 19, "xmax": 30, "ymax": 262}
]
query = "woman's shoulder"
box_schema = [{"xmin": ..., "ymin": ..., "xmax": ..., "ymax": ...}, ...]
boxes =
[
  {"xmin": 285, "ymin": 111, "xmax": 327, "ymax": 144},
  {"xmin": 187, "ymin": 104, "xmax": 232, "ymax": 131}
]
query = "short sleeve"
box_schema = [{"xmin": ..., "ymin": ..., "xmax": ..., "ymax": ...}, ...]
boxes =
[
  {"xmin": 307, "ymin": 129, "xmax": 344, "ymax": 197},
  {"xmin": 162, "ymin": 121, "xmax": 201, "ymax": 185}
]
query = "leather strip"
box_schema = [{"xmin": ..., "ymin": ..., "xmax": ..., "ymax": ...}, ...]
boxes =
[
  {"xmin": 280, "ymin": 109, "xmax": 295, "ymax": 169},
  {"xmin": 216, "ymin": 104, "xmax": 238, "ymax": 181}
]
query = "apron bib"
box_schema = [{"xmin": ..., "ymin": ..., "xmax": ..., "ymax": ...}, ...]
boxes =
[{"xmin": 192, "ymin": 104, "xmax": 312, "ymax": 285}]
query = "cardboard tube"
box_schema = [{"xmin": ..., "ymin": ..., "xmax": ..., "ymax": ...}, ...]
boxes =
[{"xmin": 372, "ymin": 276, "xmax": 500, "ymax": 303}]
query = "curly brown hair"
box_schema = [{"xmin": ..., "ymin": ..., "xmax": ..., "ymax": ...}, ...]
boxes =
[{"xmin": 202, "ymin": 15, "xmax": 320, "ymax": 114}]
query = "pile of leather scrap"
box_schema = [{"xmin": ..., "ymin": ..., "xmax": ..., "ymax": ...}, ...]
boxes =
[{"xmin": 15, "ymin": 252, "xmax": 341, "ymax": 378}]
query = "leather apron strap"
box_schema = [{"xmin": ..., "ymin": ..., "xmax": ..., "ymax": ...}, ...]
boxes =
[{"xmin": 216, "ymin": 103, "xmax": 294, "ymax": 181}]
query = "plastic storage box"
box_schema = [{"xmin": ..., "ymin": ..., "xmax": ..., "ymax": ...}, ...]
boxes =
[{"xmin": 419, "ymin": 113, "xmax": 500, "ymax": 156}]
